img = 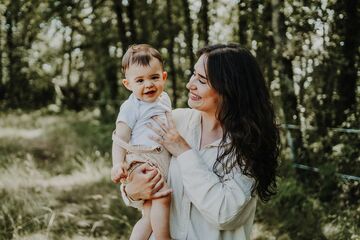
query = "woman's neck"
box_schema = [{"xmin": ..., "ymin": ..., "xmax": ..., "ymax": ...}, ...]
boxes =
[
  {"xmin": 200, "ymin": 112, "xmax": 223, "ymax": 148},
  {"xmin": 201, "ymin": 112, "xmax": 221, "ymax": 131}
]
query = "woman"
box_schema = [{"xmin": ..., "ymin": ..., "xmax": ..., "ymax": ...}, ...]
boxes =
[{"xmin": 122, "ymin": 43, "xmax": 279, "ymax": 239}]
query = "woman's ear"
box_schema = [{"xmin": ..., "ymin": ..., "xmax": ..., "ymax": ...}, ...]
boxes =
[
  {"xmin": 122, "ymin": 79, "xmax": 131, "ymax": 91},
  {"xmin": 162, "ymin": 71, "xmax": 168, "ymax": 81}
]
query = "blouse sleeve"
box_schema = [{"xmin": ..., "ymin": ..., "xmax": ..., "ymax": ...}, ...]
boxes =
[{"xmin": 176, "ymin": 149, "xmax": 257, "ymax": 230}]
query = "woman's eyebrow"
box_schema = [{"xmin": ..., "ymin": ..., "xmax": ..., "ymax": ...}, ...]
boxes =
[
  {"xmin": 198, "ymin": 72, "xmax": 207, "ymax": 80},
  {"xmin": 194, "ymin": 66, "xmax": 207, "ymax": 79}
]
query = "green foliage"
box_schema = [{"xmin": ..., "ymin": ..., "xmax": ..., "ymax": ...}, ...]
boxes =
[{"xmin": 257, "ymin": 176, "xmax": 325, "ymax": 240}]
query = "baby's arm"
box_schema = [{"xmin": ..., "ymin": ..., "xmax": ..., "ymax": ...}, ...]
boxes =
[{"xmin": 111, "ymin": 122, "xmax": 131, "ymax": 183}]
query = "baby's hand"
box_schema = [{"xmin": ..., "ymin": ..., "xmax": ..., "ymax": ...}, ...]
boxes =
[{"xmin": 111, "ymin": 161, "xmax": 129, "ymax": 183}]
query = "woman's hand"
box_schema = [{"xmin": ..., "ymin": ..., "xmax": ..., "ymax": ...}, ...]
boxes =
[
  {"xmin": 148, "ymin": 112, "xmax": 191, "ymax": 157},
  {"xmin": 124, "ymin": 164, "xmax": 172, "ymax": 201}
]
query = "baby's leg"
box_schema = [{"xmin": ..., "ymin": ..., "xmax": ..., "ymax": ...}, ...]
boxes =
[
  {"xmin": 129, "ymin": 200, "xmax": 152, "ymax": 240},
  {"xmin": 150, "ymin": 184, "xmax": 171, "ymax": 240}
]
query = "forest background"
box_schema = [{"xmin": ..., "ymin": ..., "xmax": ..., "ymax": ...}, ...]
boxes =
[{"xmin": 0, "ymin": 0, "xmax": 359, "ymax": 239}]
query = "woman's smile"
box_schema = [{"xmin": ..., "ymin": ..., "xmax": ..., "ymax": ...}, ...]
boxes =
[{"xmin": 189, "ymin": 92, "xmax": 201, "ymax": 101}]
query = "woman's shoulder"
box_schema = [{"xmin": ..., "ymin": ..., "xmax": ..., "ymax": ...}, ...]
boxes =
[
  {"xmin": 172, "ymin": 108, "xmax": 196, "ymax": 120},
  {"xmin": 172, "ymin": 108, "xmax": 199, "ymax": 128},
  {"xmin": 172, "ymin": 107, "xmax": 192, "ymax": 116}
]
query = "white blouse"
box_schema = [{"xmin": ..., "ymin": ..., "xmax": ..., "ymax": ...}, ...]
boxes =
[{"xmin": 122, "ymin": 108, "xmax": 257, "ymax": 240}]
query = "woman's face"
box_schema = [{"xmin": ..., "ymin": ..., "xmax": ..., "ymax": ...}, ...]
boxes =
[{"xmin": 186, "ymin": 54, "xmax": 220, "ymax": 114}]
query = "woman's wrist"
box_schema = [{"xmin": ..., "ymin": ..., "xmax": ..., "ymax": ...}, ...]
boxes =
[{"xmin": 173, "ymin": 142, "xmax": 191, "ymax": 157}]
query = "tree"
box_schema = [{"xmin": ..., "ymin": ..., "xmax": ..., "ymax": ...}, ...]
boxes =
[
  {"xmin": 181, "ymin": 0, "xmax": 195, "ymax": 69},
  {"xmin": 199, "ymin": 0, "xmax": 209, "ymax": 45},
  {"xmin": 271, "ymin": 0, "xmax": 305, "ymax": 164},
  {"xmin": 127, "ymin": 0, "xmax": 137, "ymax": 43},
  {"xmin": 238, "ymin": 1, "xmax": 248, "ymax": 46},
  {"xmin": 113, "ymin": 0, "xmax": 129, "ymax": 54},
  {"xmin": 335, "ymin": 0, "xmax": 360, "ymax": 125},
  {"xmin": 166, "ymin": 0, "xmax": 178, "ymax": 107}
]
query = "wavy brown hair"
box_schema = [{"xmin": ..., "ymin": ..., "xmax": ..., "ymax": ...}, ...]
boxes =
[{"xmin": 198, "ymin": 43, "xmax": 280, "ymax": 202}]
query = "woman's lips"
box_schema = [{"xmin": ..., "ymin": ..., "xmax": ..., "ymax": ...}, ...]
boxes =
[{"xmin": 189, "ymin": 92, "xmax": 201, "ymax": 100}]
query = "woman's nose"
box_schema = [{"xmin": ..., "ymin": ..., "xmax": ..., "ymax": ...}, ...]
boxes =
[{"xmin": 186, "ymin": 77, "xmax": 196, "ymax": 90}]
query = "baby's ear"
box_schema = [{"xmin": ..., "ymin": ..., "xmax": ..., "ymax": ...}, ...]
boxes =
[
  {"xmin": 122, "ymin": 79, "xmax": 131, "ymax": 90},
  {"xmin": 162, "ymin": 71, "xmax": 168, "ymax": 81}
]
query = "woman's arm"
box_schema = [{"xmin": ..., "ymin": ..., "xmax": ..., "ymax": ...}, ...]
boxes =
[
  {"xmin": 150, "ymin": 112, "xmax": 256, "ymax": 229},
  {"xmin": 177, "ymin": 149, "xmax": 256, "ymax": 230}
]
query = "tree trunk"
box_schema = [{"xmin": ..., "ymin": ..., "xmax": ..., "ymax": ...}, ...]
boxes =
[
  {"xmin": 5, "ymin": 7, "xmax": 17, "ymax": 107},
  {"xmin": 113, "ymin": 0, "xmax": 128, "ymax": 54},
  {"xmin": 104, "ymin": 46, "xmax": 118, "ymax": 101},
  {"xmin": 127, "ymin": 0, "xmax": 137, "ymax": 43},
  {"xmin": 150, "ymin": 0, "xmax": 159, "ymax": 47},
  {"xmin": 199, "ymin": 0, "xmax": 209, "ymax": 45},
  {"xmin": 182, "ymin": 0, "xmax": 195, "ymax": 69},
  {"xmin": 138, "ymin": 0, "xmax": 149, "ymax": 44},
  {"xmin": 0, "ymin": 14, "xmax": 3, "ymax": 100},
  {"xmin": 271, "ymin": 0, "xmax": 305, "ymax": 164},
  {"xmin": 166, "ymin": 0, "xmax": 177, "ymax": 107},
  {"xmin": 238, "ymin": 1, "xmax": 248, "ymax": 46},
  {"xmin": 335, "ymin": 0, "xmax": 359, "ymax": 125},
  {"xmin": 66, "ymin": 29, "xmax": 73, "ymax": 87}
]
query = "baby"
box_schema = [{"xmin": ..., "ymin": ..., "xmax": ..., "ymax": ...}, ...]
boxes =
[{"xmin": 111, "ymin": 44, "xmax": 171, "ymax": 240}]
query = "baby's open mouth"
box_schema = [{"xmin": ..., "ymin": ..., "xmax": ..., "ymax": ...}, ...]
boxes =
[{"xmin": 145, "ymin": 90, "xmax": 157, "ymax": 95}]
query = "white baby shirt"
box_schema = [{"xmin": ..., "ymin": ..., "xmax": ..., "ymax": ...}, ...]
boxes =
[{"xmin": 116, "ymin": 92, "xmax": 172, "ymax": 147}]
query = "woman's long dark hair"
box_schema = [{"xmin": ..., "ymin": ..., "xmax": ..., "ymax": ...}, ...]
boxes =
[{"xmin": 198, "ymin": 43, "xmax": 280, "ymax": 202}]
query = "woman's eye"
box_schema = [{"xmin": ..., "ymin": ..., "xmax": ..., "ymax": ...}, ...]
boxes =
[{"xmin": 199, "ymin": 79, "xmax": 206, "ymax": 84}]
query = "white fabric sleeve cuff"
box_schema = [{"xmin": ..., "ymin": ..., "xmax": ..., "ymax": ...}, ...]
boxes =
[{"xmin": 176, "ymin": 148, "xmax": 194, "ymax": 162}]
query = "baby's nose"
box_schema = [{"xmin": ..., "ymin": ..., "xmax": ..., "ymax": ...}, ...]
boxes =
[{"xmin": 145, "ymin": 80, "xmax": 155, "ymax": 87}]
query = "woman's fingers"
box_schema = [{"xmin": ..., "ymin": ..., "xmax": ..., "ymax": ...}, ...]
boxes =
[
  {"xmin": 146, "ymin": 122, "xmax": 165, "ymax": 137},
  {"xmin": 145, "ymin": 168, "xmax": 159, "ymax": 182},
  {"xmin": 151, "ymin": 189, "xmax": 172, "ymax": 199},
  {"xmin": 148, "ymin": 170, "xmax": 162, "ymax": 185},
  {"xmin": 165, "ymin": 111, "xmax": 175, "ymax": 129},
  {"xmin": 137, "ymin": 163, "xmax": 155, "ymax": 173},
  {"xmin": 151, "ymin": 116, "xmax": 168, "ymax": 132},
  {"xmin": 151, "ymin": 177, "xmax": 164, "ymax": 194},
  {"xmin": 148, "ymin": 134, "xmax": 163, "ymax": 144}
]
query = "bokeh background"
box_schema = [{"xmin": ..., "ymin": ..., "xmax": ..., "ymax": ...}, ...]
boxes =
[{"xmin": 0, "ymin": 0, "xmax": 359, "ymax": 239}]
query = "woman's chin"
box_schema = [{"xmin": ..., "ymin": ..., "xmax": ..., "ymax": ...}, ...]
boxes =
[{"xmin": 188, "ymin": 99, "xmax": 203, "ymax": 109}]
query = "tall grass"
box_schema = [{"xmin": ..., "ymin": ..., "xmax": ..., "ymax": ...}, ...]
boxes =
[{"xmin": 0, "ymin": 110, "xmax": 140, "ymax": 239}]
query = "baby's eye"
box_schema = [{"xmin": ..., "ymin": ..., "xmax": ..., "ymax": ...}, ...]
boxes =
[
  {"xmin": 152, "ymin": 76, "xmax": 159, "ymax": 80},
  {"xmin": 136, "ymin": 79, "xmax": 144, "ymax": 83}
]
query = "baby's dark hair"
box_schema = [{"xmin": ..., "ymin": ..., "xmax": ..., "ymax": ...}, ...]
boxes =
[{"xmin": 121, "ymin": 44, "xmax": 164, "ymax": 73}]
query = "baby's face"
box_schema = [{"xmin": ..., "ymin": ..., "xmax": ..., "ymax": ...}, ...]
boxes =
[{"xmin": 123, "ymin": 58, "xmax": 167, "ymax": 103}]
